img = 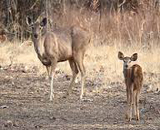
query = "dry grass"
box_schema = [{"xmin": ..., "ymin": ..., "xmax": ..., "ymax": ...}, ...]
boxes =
[
  {"xmin": 1, "ymin": 5, "xmax": 160, "ymax": 92},
  {"xmin": 0, "ymin": 40, "xmax": 160, "ymax": 91},
  {"xmin": 0, "ymin": 41, "xmax": 42, "ymax": 70}
]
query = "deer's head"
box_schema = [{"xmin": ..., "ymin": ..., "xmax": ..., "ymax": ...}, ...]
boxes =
[
  {"xmin": 118, "ymin": 51, "xmax": 138, "ymax": 70},
  {"xmin": 26, "ymin": 17, "xmax": 47, "ymax": 39}
]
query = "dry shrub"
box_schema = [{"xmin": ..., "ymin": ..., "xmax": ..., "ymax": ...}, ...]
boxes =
[{"xmin": 0, "ymin": 0, "xmax": 159, "ymax": 91}]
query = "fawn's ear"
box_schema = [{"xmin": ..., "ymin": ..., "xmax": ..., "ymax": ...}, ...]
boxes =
[
  {"xmin": 118, "ymin": 51, "xmax": 124, "ymax": 60},
  {"xmin": 26, "ymin": 17, "xmax": 33, "ymax": 26},
  {"xmin": 131, "ymin": 53, "xmax": 138, "ymax": 61},
  {"xmin": 40, "ymin": 17, "xmax": 47, "ymax": 27}
]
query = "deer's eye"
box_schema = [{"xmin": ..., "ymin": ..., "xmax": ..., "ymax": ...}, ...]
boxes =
[
  {"xmin": 32, "ymin": 27, "xmax": 34, "ymax": 30},
  {"xmin": 40, "ymin": 26, "xmax": 43, "ymax": 30}
]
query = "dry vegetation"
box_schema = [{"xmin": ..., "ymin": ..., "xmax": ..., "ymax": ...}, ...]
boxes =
[{"xmin": 0, "ymin": 0, "xmax": 160, "ymax": 129}]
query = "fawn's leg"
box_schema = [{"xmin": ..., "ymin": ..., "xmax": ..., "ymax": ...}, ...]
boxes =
[
  {"xmin": 126, "ymin": 86, "xmax": 130, "ymax": 120},
  {"xmin": 133, "ymin": 90, "xmax": 137, "ymax": 118},
  {"xmin": 128, "ymin": 84, "xmax": 134, "ymax": 122},
  {"xmin": 136, "ymin": 91, "xmax": 140, "ymax": 120}
]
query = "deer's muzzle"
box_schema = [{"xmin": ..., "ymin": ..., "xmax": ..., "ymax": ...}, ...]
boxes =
[{"xmin": 34, "ymin": 34, "xmax": 38, "ymax": 39}]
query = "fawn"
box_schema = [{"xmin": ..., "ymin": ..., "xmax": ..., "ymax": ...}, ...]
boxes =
[{"xmin": 118, "ymin": 51, "xmax": 143, "ymax": 121}]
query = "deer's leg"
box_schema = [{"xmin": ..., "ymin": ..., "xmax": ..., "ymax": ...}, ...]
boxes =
[
  {"xmin": 46, "ymin": 66, "xmax": 51, "ymax": 79},
  {"xmin": 136, "ymin": 90, "xmax": 140, "ymax": 121},
  {"xmin": 126, "ymin": 86, "xmax": 130, "ymax": 120},
  {"xmin": 49, "ymin": 60, "xmax": 57, "ymax": 101},
  {"xmin": 66, "ymin": 59, "xmax": 79, "ymax": 96},
  {"xmin": 128, "ymin": 84, "xmax": 134, "ymax": 121},
  {"xmin": 75, "ymin": 52, "xmax": 86, "ymax": 100},
  {"xmin": 133, "ymin": 90, "xmax": 137, "ymax": 118}
]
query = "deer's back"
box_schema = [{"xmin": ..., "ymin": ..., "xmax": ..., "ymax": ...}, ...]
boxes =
[
  {"xmin": 125, "ymin": 64, "xmax": 143, "ymax": 90},
  {"xmin": 42, "ymin": 26, "xmax": 90, "ymax": 62},
  {"xmin": 71, "ymin": 26, "xmax": 91, "ymax": 52}
]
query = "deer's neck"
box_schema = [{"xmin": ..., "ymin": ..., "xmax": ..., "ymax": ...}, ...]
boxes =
[
  {"xmin": 123, "ymin": 67, "xmax": 132, "ymax": 80},
  {"xmin": 33, "ymin": 37, "xmax": 45, "ymax": 57}
]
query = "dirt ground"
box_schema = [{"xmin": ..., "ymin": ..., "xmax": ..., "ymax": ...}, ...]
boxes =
[{"xmin": 0, "ymin": 65, "xmax": 160, "ymax": 130}]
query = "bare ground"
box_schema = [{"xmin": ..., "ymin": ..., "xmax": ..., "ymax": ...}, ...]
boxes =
[{"xmin": 0, "ymin": 65, "xmax": 160, "ymax": 130}]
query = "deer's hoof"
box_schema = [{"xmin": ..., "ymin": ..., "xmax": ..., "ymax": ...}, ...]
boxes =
[
  {"xmin": 136, "ymin": 116, "xmax": 140, "ymax": 121},
  {"xmin": 125, "ymin": 114, "xmax": 129, "ymax": 119},
  {"xmin": 128, "ymin": 118, "xmax": 132, "ymax": 122},
  {"xmin": 80, "ymin": 95, "xmax": 83, "ymax": 100},
  {"xmin": 63, "ymin": 91, "xmax": 70, "ymax": 98},
  {"xmin": 125, "ymin": 114, "xmax": 132, "ymax": 122},
  {"xmin": 62, "ymin": 95, "xmax": 68, "ymax": 99},
  {"xmin": 49, "ymin": 96, "xmax": 54, "ymax": 101}
]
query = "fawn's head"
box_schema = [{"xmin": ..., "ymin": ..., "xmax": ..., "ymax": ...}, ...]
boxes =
[
  {"xmin": 118, "ymin": 51, "xmax": 138, "ymax": 70},
  {"xmin": 26, "ymin": 17, "xmax": 47, "ymax": 39}
]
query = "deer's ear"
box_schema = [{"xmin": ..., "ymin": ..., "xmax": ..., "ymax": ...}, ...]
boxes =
[
  {"xmin": 118, "ymin": 51, "xmax": 124, "ymax": 60},
  {"xmin": 26, "ymin": 17, "xmax": 33, "ymax": 26},
  {"xmin": 131, "ymin": 53, "xmax": 138, "ymax": 61},
  {"xmin": 40, "ymin": 17, "xmax": 47, "ymax": 27}
]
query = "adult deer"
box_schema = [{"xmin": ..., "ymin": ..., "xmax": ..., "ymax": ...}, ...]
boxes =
[
  {"xmin": 26, "ymin": 17, "xmax": 91, "ymax": 101},
  {"xmin": 118, "ymin": 51, "xmax": 143, "ymax": 121}
]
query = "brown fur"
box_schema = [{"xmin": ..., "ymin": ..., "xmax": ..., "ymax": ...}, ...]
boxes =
[
  {"xmin": 125, "ymin": 64, "xmax": 143, "ymax": 91},
  {"xmin": 27, "ymin": 17, "xmax": 91, "ymax": 101},
  {"xmin": 118, "ymin": 51, "xmax": 143, "ymax": 121}
]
